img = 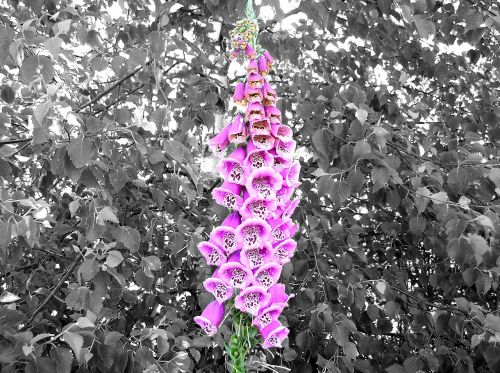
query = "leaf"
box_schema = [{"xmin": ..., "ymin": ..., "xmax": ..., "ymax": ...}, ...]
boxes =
[
  {"xmin": 112, "ymin": 226, "xmax": 141, "ymax": 251},
  {"xmin": 343, "ymin": 341, "xmax": 358, "ymax": 360},
  {"xmin": 355, "ymin": 108, "xmax": 368, "ymax": 124},
  {"xmin": 468, "ymin": 233, "xmax": 491, "ymax": 265},
  {"xmin": 346, "ymin": 169, "xmax": 365, "ymax": 193},
  {"xmin": 330, "ymin": 181, "xmax": 351, "ymax": 206},
  {"xmin": 34, "ymin": 101, "xmax": 50, "ymax": 125},
  {"xmin": 76, "ymin": 317, "xmax": 94, "ymax": 328},
  {"xmin": 77, "ymin": 259, "xmax": 99, "ymax": 282},
  {"xmin": 67, "ymin": 136, "xmax": 93, "ymax": 168},
  {"xmin": 53, "ymin": 20, "xmax": 72, "ymax": 35},
  {"xmin": 62, "ymin": 332, "xmax": 83, "ymax": 361},
  {"xmin": 44, "ymin": 37, "xmax": 62, "ymax": 58},
  {"xmin": 20, "ymin": 55, "xmax": 55, "ymax": 83},
  {"xmin": 0, "ymin": 85, "xmax": 15, "ymax": 103},
  {"xmin": 49, "ymin": 347, "xmax": 73, "ymax": 373},
  {"xmin": 371, "ymin": 166, "xmax": 389, "ymax": 190},
  {"xmin": 415, "ymin": 187, "xmax": 431, "ymax": 213},
  {"xmin": 385, "ymin": 364, "xmax": 406, "ymax": 373},
  {"xmin": 413, "ymin": 15, "xmax": 436, "ymax": 39},
  {"xmin": 105, "ymin": 250, "xmax": 124, "ymax": 268},
  {"xmin": 69, "ymin": 200, "xmax": 80, "ymax": 217},
  {"xmin": 0, "ymin": 291, "xmax": 21, "ymax": 303},
  {"xmin": 142, "ymin": 256, "xmax": 162, "ymax": 271},
  {"xmin": 312, "ymin": 129, "xmax": 329, "ymax": 157},
  {"xmin": 375, "ymin": 281, "xmax": 386, "ymax": 295},
  {"xmin": 353, "ymin": 139, "xmax": 371, "ymax": 156},
  {"xmin": 96, "ymin": 206, "xmax": 119, "ymax": 225},
  {"xmin": 430, "ymin": 191, "xmax": 448, "ymax": 205}
]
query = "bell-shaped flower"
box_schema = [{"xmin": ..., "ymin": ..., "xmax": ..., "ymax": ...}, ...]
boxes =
[
  {"xmin": 194, "ymin": 300, "xmax": 225, "ymax": 337},
  {"xmin": 210, "ymin": 212, "xmax": 241, "ymax": 255},
  {"xmin": 244, "ymin": 85, "xmax": 263, "ymax": 103},
  {"xmin": 272, "ymin": 239, "xmax": 297, "ymax": 265},
  {"xmin": 251, "ymin": 134, "xmax": 275, "ymax": 151},
  {"xmin": 259, "ymin": 321, "xmax": 289, "ymax": 349},
  {"xmin": 234, "ymin": 285, "xmax": 271, "ymax": 316},
  {"xmin": 240, "ymin": 243, "xmax": 273, "ymax": 270},
  {"xmin": 246, "ymin": 167, "xmax": 283, "ymax": 200},
  {"xmin": 240, "ymin": 195, "xmax": 277, "ymax": 220},
  {"xmin": 275, "ymin": 139, "xmax": 297, "ymax": 159},
  {"xmin": 275, "ymin": 185, "xmax": 294, "ymax": 207},
  {"xmin": 233, "ymin": 81, "xmax": 246, "ymax": 108},
  {"xmin": 247, "ymin": 73, "xmax": 264, "ymax": 89},
  {"xmin": 271, "ymin": 124, "xmax": 293, "ymax": 142},
  {"xmin": 263, "ymin": 50, "xmax": 274, "ymax": 69},
  {"xmin": 219, "ymin": 261, "xmax": 253, "ymax": 289},
  {"xmin": 197, "ymin": 241, "xmax": 227, "ymax": 266},
  {"xmin": 246, "ymin": 102, "xmax": 265, "ymax": 121},
  {"xmin": 253, "ymin": 262, "xmax": 282, "ymax": 289},
  {"xmin": 203, "ymin": 275, "xmax": 234, "ymax": 303},
  {"xmin": 235, "ymin": 217, "xmax": 272, "ymax": 250},
  {"xmin": 269, "ymin": 149, "xmax": 293, "ymax": 171},
  {"xmin": 258, "ymin": 55, "xmax": 269, "ymax": 76},
  {"xmin": 247, "ymin": 59, "xmax": 259, "ymax": 74},
  {"xmin": 281, "ymin": 198, "xmax": 300, "ymax": 219},
  {"xmin": 249, "ymin": 118, "xmax": 271, "ymax": 136},
  {"xmin": 218, "ymin": 147, "xmax": 246, "ymax": 185},
  {"xmin": 281, "ymin": 161, "xmax": 301, "ymax": 188},
  {"xmin": 212, "ymin": 181, "xmax": 243, "ymax": 210},
  {"xmin": 263, "ymin": 82, "xmax": 277, "ymax": 106},
  {"xmin": 245, "ymin": 44, "xmax": 257, "ymax": 59},
  {"xmin": 265, "ymin": 106, "xmax": 282, "ymax": 124},
  {"xmin": 268, "ymin": 218, "xmax": 298, "ymax": 243},
  {"xmin": 230, "ymin": 48, "xmax": 241, "ymax": 60},
  {"xmin": 243, "ymin": 141, "xmax": 274, "ymax": 171},
  {"xmin": 253, "ymin": 304, "xmax": 284, "ymax": 329},
  {"xmin": 228, "ymin": 114, "xmax": 247, "ymax": 144},
  {"xmin": 266, "ymin": 283, "xmax": 294, "ymax": 307},
  {"xmin": 208, "ymin": 122, "xmax": 230, "ymax": 157}
]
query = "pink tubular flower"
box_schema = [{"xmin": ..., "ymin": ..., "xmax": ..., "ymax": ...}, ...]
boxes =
[
  {"xmin": 233, "ymin": 81, "xmax": 246, "ymax": 107},
  {"xmin": 194, "ymin": 300, "xmax": 225, "ymax": 336},
  {"xmin": 281, "ymin": 161, "xmax": 301, "ymax": 188},
  {"xmin": 281, "ymin": 198, "xmax": 300, "ymax": 219},
  {"xmin": 268, "ymin": 218, "xmax": 298, "ymax": 243},
  {"xmin": 204, "ymin": 275, "xmax": 234, "ymax": 303},
  {"xmin": 247, "ymin": 73, "xmax": 264, "ymax": 89},
  {"xmin": 265, "ymin": 106, "xmax": 282, "ymax": 124},
  {"xmin": 240, "ymin": 243, "xmax": 273, "ymax": 269},
  {"xmin": 236, "ymin": 217, "xmax": 272, "ymax": 250},
  {"xmin": 212, "ymin": 181, "xmax": 243, "ymax": 210},
  {"xmin": 249, "ymin": 118, "xmax": 271, "ymax": 136},
  {"xmin": 271, "ymin": 124, "xmax": 293, "ymax": 142},
  {"xmin": 197, "ymin": 241, "xmax": 227, "ymax": 266},
  {"xmin": 257, "ymin": 55, "xmax": 269, "ymax": 76},
  {"xmin": 246, "ymin": 102, "xmax": 265, "ymax": 121},
  {"xmin": 253, "ymin": 262, "xmax": 282, "ymax": 289},
  {"xmin": 210, "ymin": 212, "xmax": 241, "ymax": 255},
  {"xmin": 245, "ymin": 44, "xmax": 256, "ymax": 59},
  {"xmin": 275, "ymin": 139, "xmax": 297, "ymax": 159},
  {"xmin": 243, "ymin": 141, "xmax": 274, "ymax": 171},
  {"xmin": 263, "ymin": 82, "xmax": 277, "ymax": 106},
  {"xmin": 246, "ymin": 167, "xmax": 283, "ymax": 200},
  {"xmin": 244, "ymin": 85, "xmax": 264, "ymax": 103},
  {"xmin": 219, "ymin": 260, "xmax": 253, "ymax": 289},
  {"xmin": 218, "ymin": 147, "xmax": 246, "ymax": 185},
  {"xmin": 240, "ymin": 195, "xmax": 277, "ymax": 220},
  {"xmin": 269, "ymin": 149, "xmax": 293, "ymax": 171},
  {"xmin": 275, "ymin": 185, "xmax": 294, "ymax": 207},
  {"xmin": 259, "ymin": 321, "xmax": 289, "ymax": 349},
  {"xmin": 228, "ymin": 114, "xmax": 247, "ymax": 144},
  {"xmin": 208, "ymin": 122, "xmax": 231, "ymax": 157},
  {"xmin": 267, "ymin": 283, "xmax": 294, "ymax": 307},
  {"xmin": 252, "ymin": 134, "xmax": 275, "ymax": 151},
  {"xmin": 235, "ymin": 285, "xmax": 272, "ymax": 316},
  {"xmin": 263, "ymin": 50, "xmax": 274, "ymax": 68},
  {"xmin": 272, "ymin": 239, "xmax": 297, "ymax": 264},
  {"xmin": 247, "ymin": 59, "xmax": 259, "ymax": 74},
  {"xmin": 253, "ymin": 304, "xmax": 284, "ymax": 329}
]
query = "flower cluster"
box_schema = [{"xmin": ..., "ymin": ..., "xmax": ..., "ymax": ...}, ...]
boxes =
[
  {"xmin": 228, "ymin": 18, "xmax": 259, "ymax": 60},
  {"xmin": 194, "ymin": 42, "xmax": 299, "ymax": 350}
]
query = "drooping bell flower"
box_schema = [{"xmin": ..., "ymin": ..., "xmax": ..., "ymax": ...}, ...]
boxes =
[
  {"xmin": 194, "ymin": 300, "xmax": 225, "ymax": 337},
  {"xmin": 263, "ymin": 50, "xmax": 274, "ymax": 69},
  {"xmin": 253, "ymin": 304, "xmax": 284, "ymax": 329},
  {"xmin": 197, "ymin": 241, "xmax": 227, "ymax": 266},
  {"xmin": 244, "ymin": 85, "xmax": 264, "ymax": 103},
  {"xmin": 240, "ymin": 195, "xmax": 277, "ymax": 220},
  {"xmin": 271, "ymin": 124, "xmax": 293, "ymax": 142},
  {"xmin": 252, "ymin": 134, "xmax": 275, "ymax": 151},
  {"xmin": 249, "ymin": 118, "xmax": 271, "ymax": 136},
  {"xmin": 208, "ymin": 122, "xmax": 231, "ymax": 157},
  {"xmin": 247, "ymin": 73, "xmax": 264, "ymax": 89},
  {"xmin": 266, "ymin": 283, "xmax": 294, "ymax": 307},
  {"xmin": 219, "ymin": 260, "xmax": 253, "ymax": 289},
  {"xmin": 259, "ymin": 321, "xmax": 289, "ymax": 349},
  {"xmin": 272, "ymin": 239, "xmax": 297, "ymax": 264},
  {"xmin": 230, "ymin": 48, "xmax": 241, "ymax": 60},
  {"xmin": 228, "ymin": 114, "xmax": 247, "ymax": 144},
  {"xmin": 212, "ymin": 181, "xmax": 243, "ymax": 210},
  {"xmin": 218, "ymin": 147, "xmax": 246, "ymax": 185},
  {"xmin": 265, "ymin": 106, "xmax": 282, "ymax": 124},
  {"xmin": 210, "ymin": 212, "xmax": 241, "ymax": 255},
  {"xmin": 203, "ymin": 275, "xmax": 234, "ymax": 303},
  {"xmin": 268, "ymin": 218, "xmax": 298, "ymax": 243},
  {"xmin": 247, "ymin": 59, "xmax": 259, "ymax": 74},
  {"xmin": 235, "ymin": 217, "xmax": 272, "ymax": 250},
  {"xmin": 269, "ymin": 149, "xmax": 293, "ymax": 171},
  {"xmin": 240, "ymin": 242, "xmax": 273, "ymax": 270},
  {"xmin": 257, "ymin": 55, "xmax": 269, "ymax": 76},
  {"xmin": 262, "ymin": 82, "xmax": 277, "ymax": 106},
  {"xmin": 281, "ymin": 198, "xmax": 300, "ymax": 219},
  {"xmin": 246, "ymin": 167, "xmax": 283, "ymax": 200},
  {"xmin": 246, "ymin": 102, "xmax": 265, "ymax": 121},
  {"xmin": 234, "ymin": 285, "xmax": 272, "ymax": 316},
  {"xmin": 233, "ymin": 81, "xmax": 246, "ymax": 108},
  {"xmin": 253, "ymin": 262, "xmax": 282, "ymax": 289},
  {"xmin": 245, "ymin": 43, "xmax": 256, "ymax": 59},
  {"xmin": 243, "ymin": 141, "xmax": 274, "ymax": 171},
  {"xmin": 275, "ymin": 185, "xmax": 294, "ymax": 207},
  {"xmin": 275, "ymin": 139, "xmax": 297, "ymax": 159},
  {"xmin": 281, "ymin": 161, "xmax": 301, "ymax": 188}
]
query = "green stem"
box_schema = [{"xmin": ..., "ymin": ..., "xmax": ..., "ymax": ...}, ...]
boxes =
[
  {"xmin": 245, "ymin": 0, "xmax": 257, "ymax": 20},
  {"xmin": 227, "ymin": 310, "xmax": 258, "ymax": 373}
]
